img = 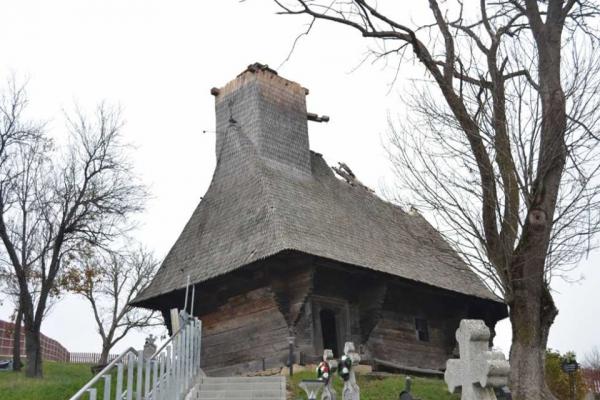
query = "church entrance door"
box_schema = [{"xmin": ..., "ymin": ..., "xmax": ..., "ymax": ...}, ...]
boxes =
[
  {"xmin": 311, "ymin": 296, "xmax": 349, "ymax": 359},
  {"xmin": 320, "ymin": 309, "xmax": 339, "ymax": 356}
]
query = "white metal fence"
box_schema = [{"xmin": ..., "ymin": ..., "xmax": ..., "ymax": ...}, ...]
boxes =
[{"xmin": 68, "ymin": 313, "xmax": 202, "ymax": 400}]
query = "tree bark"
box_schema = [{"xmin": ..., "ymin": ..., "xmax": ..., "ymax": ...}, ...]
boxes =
[
  {"xmin": 24, "ymin": 324, "xmax": 43, "ymax": 378},
  {"xmin": 99, "ymin": 342, "xmax": 111, "ymax": 366},
  {"xmin": 509, "ymin": 270, "xmax": 558, "ymax": 400},
  {"xmin": 12, "ymin": 305, "xmax": 23, "ymax": 372},
  {"xmin": 505, "ymin": 6, "xmax": 567, "ymax": 397}
]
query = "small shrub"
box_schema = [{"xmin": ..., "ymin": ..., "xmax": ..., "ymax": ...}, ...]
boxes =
[{"xmin": 545, "ymin": 349, "xmax": 588, "ymax": 400}]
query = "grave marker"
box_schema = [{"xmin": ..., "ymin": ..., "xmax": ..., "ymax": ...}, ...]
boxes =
[
  {"xmin": 398, "ymin": 376, "xmax": 414, "ymax": 400},
  {"xmin": 445, "ymin": 320, "xmax": 510, "ymax": 400},
  {"xmin": 319, "ymin": 349, "xmax": 337, "ymax": 400},
  {"xmin": 341, "ymin": 342, "xmax": 360, "ymax": 400}
]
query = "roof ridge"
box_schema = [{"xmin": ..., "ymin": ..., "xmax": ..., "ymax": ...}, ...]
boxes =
[
  {"xmin": 233, "ymin": 123, "xmax": 280, "ymax": 221},
  {"xmin": 220, "ymin": 122, "xmax": 288, "ymax": 258},
  {"xmin": 256, "ymin": 165, "xmax": 284, "ymax": 241}
]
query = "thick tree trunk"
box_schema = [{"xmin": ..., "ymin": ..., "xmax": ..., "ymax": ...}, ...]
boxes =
[
  {"xmin": 12, "ymin": 306, "xmax": 23, "ymax": 372},
  {"xmin": 21, "ymin": 271, "xmax": 52, "ymax": 378},
  {"xmin": 509, "ymin": 283, "xmax": 558, "ymax": 400},
  {"xmin": 99, "ymin": 343, "xmax": 111, "ymax": 366},
  {"xmin": 24, "ymin": 325, "xmax": 43, "ymax": 378},
  {"xmin": 505, "ymin": 12, "xmax": 566, "ymax": 396}
]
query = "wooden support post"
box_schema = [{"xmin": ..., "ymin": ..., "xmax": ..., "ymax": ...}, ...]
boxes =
[{"xmin": 170, "ymin": 308, "xmax": 180, "ymax": 334}]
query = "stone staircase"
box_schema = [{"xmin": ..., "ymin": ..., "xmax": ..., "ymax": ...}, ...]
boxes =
[{"xmin": 186, "ymin": 376, "xmax": 286, "ymax": 400}]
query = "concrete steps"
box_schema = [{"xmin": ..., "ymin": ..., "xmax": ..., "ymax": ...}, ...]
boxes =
[{"xmin": 187, "ymin": 376, "xmax": 286, "ymax": 400}]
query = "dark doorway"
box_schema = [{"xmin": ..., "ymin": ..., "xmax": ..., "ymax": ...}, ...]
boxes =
[{"xmin": 320, "ymin": 309, "xmax": 339, "ymax": 356}]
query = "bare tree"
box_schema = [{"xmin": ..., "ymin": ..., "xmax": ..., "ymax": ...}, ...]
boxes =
[
  {"xmin": 271, "ymin": 1, "xmax": 600, "ymax": 399},
  {"xmin": 584, "ymin": 347, "xmax": 600, "ymax": 370},
  {"xmin": 65, "ymin": 246, "xmax": 162, "ymax": 365},
  {"xmin": 0, "ymin": 81, "xmax": 146, "ymax": 377}
]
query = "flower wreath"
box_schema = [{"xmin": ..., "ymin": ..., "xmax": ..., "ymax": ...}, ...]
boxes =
[
  {"xmin": 338, "ymin": 355, "xmax": 353, "ymax": 381},
  {"xmin": 316, "ymin": 361, "xmax": 331, "ymax": 382}
]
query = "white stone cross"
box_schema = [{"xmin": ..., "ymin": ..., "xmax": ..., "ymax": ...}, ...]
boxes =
[
  {"xmin": 342, "ymin": 342, "xmax": 361, "ymax": 400},
  {"xmin": 321, "ymin": 349, "xmax": 337, "ymax": 400},
  {"xmin": 445, "ymin": 320, "xmax": 510, "ymax": 400}
]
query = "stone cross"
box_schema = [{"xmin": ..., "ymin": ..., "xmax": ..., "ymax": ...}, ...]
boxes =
[
  {"xmin": 322, "ymin": 349, "xmax": 337, "ymax": 400},
  {"xmin": 342, "ymin": 342, "xmax": 361, "ymax": 400},
  {"xmin": 398, "ymin": 376, "xmax": 414, "ymax": 400},
  {"xmin": 445, "ymin": 320, "xmax": 510, "ymax": 400},
  {"xmin": 142, "ymin": 334, "xmax": 157, "ymax": 360}
]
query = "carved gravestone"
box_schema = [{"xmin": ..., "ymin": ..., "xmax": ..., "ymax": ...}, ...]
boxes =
[
  {"xmin": 321, "ymin": 349, "xmax": 337, "ymax": 400},
  {"xmin": 143, "ymin": 334, "xmax": 157, "ymax": 360},
  {"xmin": 445, "ymin": 320, "xmax": 510, "ymax": 400},
  {"xmin": 399, "ymin": 376, "xmax": 414, "ymax": 400},
  {"xmin": 341, "ymin": 342, "xmax": 361, "ymax": 400}
]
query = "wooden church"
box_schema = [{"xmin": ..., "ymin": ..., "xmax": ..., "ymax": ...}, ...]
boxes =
[{"xmin": 132, "ymin": 63, "xmax": 507, "ymax": 376}]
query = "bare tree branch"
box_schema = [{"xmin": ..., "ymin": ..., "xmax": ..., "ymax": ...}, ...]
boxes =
[
  {"xmin": 64, "ymin": 245, "xmax": 162, "ymax": 365},
  {"xmin": 271, "ymin": 1, "xmax": 600, "ymax": 398},
  {"xmin": 0, "ymin": 87, "xmax": 147, "ymax": 377}
]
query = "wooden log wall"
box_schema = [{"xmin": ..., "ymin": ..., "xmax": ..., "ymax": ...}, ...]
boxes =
[
  {"xmin": 366, "ymin": 281, "xmax": 467, "ymax": 371},
  {"xmin": 200, "ymin": 284, "xmax": 289, "ymax": 376},
  {"xmin": 357, "ymin": 279, "xmax": 387, "ymax": 343},
  {"xmin": 269, "ymin": 255, "xmax": 314, "ymax": 329},
  {"xmin": 151, "ymin": 251, "xmax": 504, "ymax": 376}
]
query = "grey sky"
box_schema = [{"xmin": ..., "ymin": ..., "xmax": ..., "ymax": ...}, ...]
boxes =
[{"xmin": 0, "ymin": 0, "xmax": 598, "ymax": 360}]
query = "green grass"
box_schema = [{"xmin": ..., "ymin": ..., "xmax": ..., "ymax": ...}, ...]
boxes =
[
  {"xmin": 0, "ymin": 362, "xmax": 460, "ymax": 400},
  {"xmin": 288, "ymin": 370, "xmax": 460, "ymax": 400},
  {"xmin": 0, "ymin": 362, "xmax": 94, "ymax": 400},
  {"xmin": 0, "ymin": 361, "xmax": 150, "ymax": 400}
]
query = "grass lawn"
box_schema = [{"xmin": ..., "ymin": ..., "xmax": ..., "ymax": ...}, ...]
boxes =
[
  {"xmin": 288, "ymin": 370, "xmax": 460, "ymax": 400},
  {"xmin": 0, "ymin": 362, "xmax": 94, "ymax": 400},
  {"xmin": 0, "ymin": 362, "xmax": 459, "ymax": 400}
]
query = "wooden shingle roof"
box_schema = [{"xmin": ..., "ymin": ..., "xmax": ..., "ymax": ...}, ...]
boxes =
[{"xmin": 133, "ymin": 118, "xmax": 501, "ymax": 305}]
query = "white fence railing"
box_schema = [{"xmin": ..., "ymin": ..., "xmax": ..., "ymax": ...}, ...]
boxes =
[{"xmin": 68, "ymin": 313, "xmax": 202, "ymax": 400}]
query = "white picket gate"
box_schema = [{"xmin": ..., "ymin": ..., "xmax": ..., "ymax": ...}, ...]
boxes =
[{"xmin": 68, "ymin": 314, "xmax": 202, "ymax": 400}]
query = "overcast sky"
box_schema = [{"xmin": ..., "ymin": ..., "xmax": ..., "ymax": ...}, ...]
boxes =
[{"xmin": 0, "ymin": 0, "xmax": 598, "ymax": 360}]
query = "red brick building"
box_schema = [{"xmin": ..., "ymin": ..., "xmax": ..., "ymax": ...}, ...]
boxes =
[{"xmin": 0, "ymin": 319, "xmax": 69, "ymax": 362}]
